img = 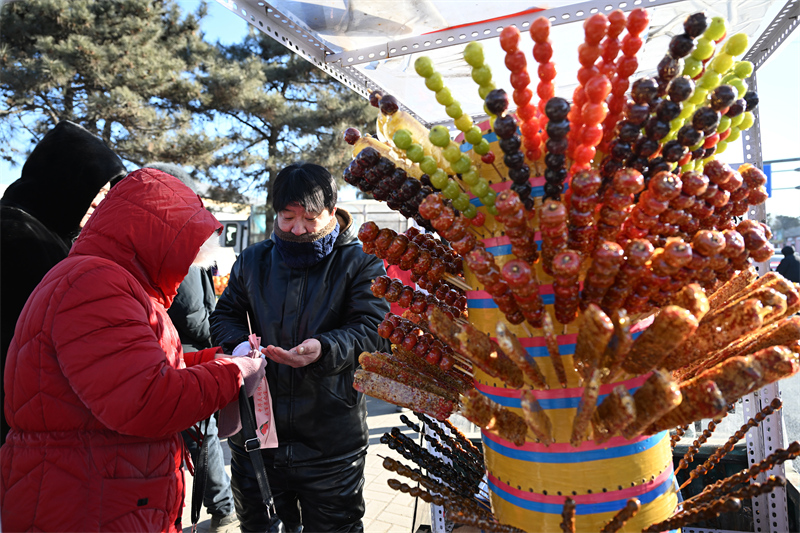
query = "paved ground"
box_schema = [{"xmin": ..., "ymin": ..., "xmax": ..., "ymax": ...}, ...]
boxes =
[{"xmin": 181, "ymin": 396, "xmax": 431, "ymax": 533}]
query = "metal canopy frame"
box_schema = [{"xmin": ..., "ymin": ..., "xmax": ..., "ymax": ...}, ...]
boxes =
[
  {"xmin": 215, "ymin": 1, "xmax": 800, "ymax": 532},
  {"xmin": 216, "ymin": 0, "xmax": 795, "ymax": 128}
]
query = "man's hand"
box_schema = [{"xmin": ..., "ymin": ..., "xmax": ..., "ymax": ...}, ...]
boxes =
[{"xmin": 261, "ymin": 338, "xmax": 322, "ymax": 368}]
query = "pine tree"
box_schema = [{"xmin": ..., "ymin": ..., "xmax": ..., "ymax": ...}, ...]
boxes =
[
  {"xmin": 0, "ymin": 0, "xmax": 376, "ymax": 205},
  {"xmin": 1, "ymin": 1, "xmax": 223, "ymax": 166},
  {"xmin": 191, "ymin": 29, "xmax": 377, "ymax": 203}
]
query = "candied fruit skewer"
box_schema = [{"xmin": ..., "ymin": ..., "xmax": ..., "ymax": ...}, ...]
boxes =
[
  {"xmin": 679, "ymin": 398, "xmax": 782, "ymax": 490},
  {"xmin": 495, "ymin": 189, "xmax": 538, "ymax": 262},
  {"xmin": 649, "ymin": 239, "xmax": 695, "ymax": 307},
  {"xmin": 355, "ymin": 369, "xmax": 455, "ymax": 420},
  {"xmin": 679, "ymin": 315, "xmax": 800, "ymax": 382},
  {"xmin": 620, "ymin": 305, "xmax": 699, "ymax": 375},
  {"xmin": 371, "ymin": 276, "xmax": 463, "ymax": 321},
  {"xmin": 597, "ymin": 8, "xmax": 649, "ymax": 158},
  {"xmin": 567, "ymin": 14, "xmax": 608, "ymax": 164},
  {"xmin": 496, "ymin": 320, "xmax": 548, "ymax": 389},
  {"xmin": 596, "ymin": 168, "xmax": 644, "ymax": 246},
  {"xmin": 377, "ymin": 314, "xmax": 469, "ymax": 377},
  {"xmin": 580, "ymin": 241, "xmax": 624, "ymax": 309},
  {"xmin": 591, "ymin": 384, "xmax": 635, "ymax": 444},
  {"xmin": 551, "ymin": 249, "xmax": 582, "ymax": 325},
  {"xmin": 566, "ymin": 168, "xmax": 602, "ymax": 255},
  {"xmin": 595, "ymin": 10, "xmax": 630, "ymax": 155},
  {"xmin": 644, "ymin": 498, "xmax": 742, "ymax": 533},
  {"xmin": 461, "ymin": 389, "xmax": 529, "ymax": 446},
  {"xmin": 530, "ymin": 16, "xmax": 556, "ymax": 123},
  {"xmin": 675, "ymin": 415, "xmax": 726, "ymax": 476},
  {"xmin": 621, "ymin": 370, "xmax": 682, "ymax": 439},
  {"xmin": 646, "ymin": 380, "xmax": 728, "ymax": 433},
  {"xmin": 520, "ymin": 390, "xmax": 555, "ymax": 445},
  {"xmin": 682, "ymin": 442, "xmax": 800, "ymax": 511},
  {"xmin": 427, "ymin": 307, "xmax": 525, "ymax": 388},
  {"xmin": 543, "ymin": 97, "xmax": 572, "ymax": 201},
  {"xmin": 540, "ymin": 199, "xmax": 570, "ymax": 275},
  {"xmin": 663, "ymin": 297, "xmax": 770, "ymax": 372},
  {"xmin": 600, "ymin": 498, "xmax": 640, "ymax": 533},
  {"xmin": 559, "ymin": 497, "xmax": 576, "ymax": 533},
  {"xmin": 464, "ymin": 247, "xmax": 526, "ymax": 325},
  {"xmin": 601, "ymin": 239, "xmax": 654, "ymax": 312},
  {"xmin": 600, "ymin": 309, "xmax": 634, "ymax": 383},
  {"xmin": 570, "ymin": 368, "xmax": 601, "ymax": 446},
  {"xmin": 543, "ymin": 312, "xmax": 570, "ymax": 389},
  {"xmin": 358, "ymin": 351, "xmax": 460, "ymax": 402},
  {"xmin": 570, "ymin": 14, "xmax": 613, "ymax": 174},
  {"xmin": 617, "ymin": 170, "xmax": 683, "ymax": 246},
  {"xmin": 573, "ymin": 303, "xmax": 614, "ymax": 381},
  {"xmin": 501, "ymin": 259, "xmax": 545, "ymax": 328}
]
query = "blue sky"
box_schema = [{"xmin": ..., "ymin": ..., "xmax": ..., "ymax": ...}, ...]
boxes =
[{"xmin": 3, "ymin": 1, "xmax": 798, "ymax": 212}]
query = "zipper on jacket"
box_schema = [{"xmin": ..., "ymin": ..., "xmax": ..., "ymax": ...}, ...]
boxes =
[{"xmin": 287, "ymin": 267, "xmax": 308, "ymax": 468}]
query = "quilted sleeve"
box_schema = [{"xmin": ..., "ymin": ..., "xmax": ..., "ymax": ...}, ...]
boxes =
[
  {"xmin": 183, "ymin": 347, "xmax": 224, "ymax": 367},
  {"xmin": 51, "ymin": 264, "xmax": 241, "ymax": 438}
]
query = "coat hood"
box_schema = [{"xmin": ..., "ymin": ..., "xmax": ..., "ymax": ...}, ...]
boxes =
[
  {"xmin": 70, "ymin": 168, "xmax": 222, "ymax": 308},
  {"xmin": 0, "ymin": 121, "xmax": 127, "ymax": 243}
]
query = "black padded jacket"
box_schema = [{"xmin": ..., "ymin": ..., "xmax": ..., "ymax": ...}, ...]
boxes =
[{"xmin": 209, "ymin": 209, "xmax": 389, "ymax": 466}]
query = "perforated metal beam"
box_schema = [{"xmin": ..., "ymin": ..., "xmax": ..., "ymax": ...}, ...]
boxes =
[
  {"xmin": 214, "ymin": 0, "xmax": 412, "ymax": 117},
  {"xmin": 742, "ymin": 384, "xmax": 790, "ymax": 533},
  {"xmin": 326, "ymin": 0, "xmax": 684, "ymax": 68},
  {"xmin": 743, "ymin": 0, "xmax": 800, "ymax": 70}
]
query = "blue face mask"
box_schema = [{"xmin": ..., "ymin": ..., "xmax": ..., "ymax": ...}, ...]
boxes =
[{"xmin": 272, "ymin": 221, "xmax": 340, "ymax": 269}]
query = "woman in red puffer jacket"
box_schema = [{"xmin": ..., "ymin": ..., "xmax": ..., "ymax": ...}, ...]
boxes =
[{"xmin": 1, "ymin": 168, "xmax": 264, "ymax": 532}]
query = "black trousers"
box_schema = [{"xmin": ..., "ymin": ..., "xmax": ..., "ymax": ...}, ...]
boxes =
[{"xmin": 228, "ymin": 433, "xmax": 366, "ymax": 533}]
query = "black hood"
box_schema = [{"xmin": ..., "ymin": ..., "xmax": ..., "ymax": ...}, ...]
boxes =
[{"xmin": 0, "ymin": 121, "xmax": 127, "ymax": 242}]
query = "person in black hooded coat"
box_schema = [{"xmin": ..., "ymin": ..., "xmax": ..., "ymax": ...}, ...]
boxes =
[
  {"xmin": 0, "ymin": 120, "xmax": 127, "ymax": 444},
  {"xmin": 777, "ymin": 245, "xmax": 800, "ymax": 283}
]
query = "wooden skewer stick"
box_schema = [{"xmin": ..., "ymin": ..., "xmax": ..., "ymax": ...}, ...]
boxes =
[
  {"xmin": 454, "ymin": 364, "xmax": 474, "ymax": 377},
  {"xmin": 467, "ymin": 226, "xmax": 484, "ymax": 239},
  {"xmin": 450, "ymin": 351, "xmax": 472, "ymax": 367},
  {"xmin": 521, "ymin": 323, "xmax": 537, "ymax": 338},
  {"xmin": 490, "ymin": 162, "xmax": 506, "ymax": 181},
  {"xmin": 444, "ymin": 273, "xmax": 473, "ymax": 292}
]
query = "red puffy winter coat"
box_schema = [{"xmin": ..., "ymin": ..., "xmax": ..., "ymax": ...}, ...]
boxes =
[{"xmin": 1, "ymin": 169, "xmax": 243, "ymax": 532}]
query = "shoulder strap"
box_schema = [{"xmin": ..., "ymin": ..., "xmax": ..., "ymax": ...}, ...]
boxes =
[
  {"xmin": 239, "ymin": 387, "xmax": 277, "ymax": 518},
  {"xmin": 190, "ymin": 419, "xmax": 210, "ymax": 532}
]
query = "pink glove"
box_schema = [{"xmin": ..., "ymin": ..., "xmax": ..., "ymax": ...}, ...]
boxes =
[{"xmin": 230, "ymin": 356, "xmax": 267, "ymax": 397}]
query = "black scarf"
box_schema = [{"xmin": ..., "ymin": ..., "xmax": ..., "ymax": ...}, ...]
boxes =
[{"xmin": 272, "ymin": 213, "xmax": 340, "ymax": 269}]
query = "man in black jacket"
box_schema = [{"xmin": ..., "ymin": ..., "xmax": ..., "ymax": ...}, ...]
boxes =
[
  {"xmin": 0, "ymin": 121, "xmax": 127, "ymax": 444},
  {"xmin": 210, "ymin": 163, "xmax": 389, "ymax": 532}
]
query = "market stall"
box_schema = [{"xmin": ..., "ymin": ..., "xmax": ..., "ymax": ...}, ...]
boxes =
[{"xmin": 215, "ymin": 1, "xmax": 800, "ymax": 531}]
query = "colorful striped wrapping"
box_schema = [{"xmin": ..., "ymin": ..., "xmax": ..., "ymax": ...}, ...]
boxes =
[
  {"xmin": 467, "ymin": 300, "xmax": 678, "ymax": 532},
  {"xmin": 452, "ymin": 122, "xmax": 679, "ymax": 531}
]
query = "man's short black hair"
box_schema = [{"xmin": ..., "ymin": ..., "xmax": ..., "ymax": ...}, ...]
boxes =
[{"xmin": 272, "ymin": 162, "xmax": 337, "ymax": 214}]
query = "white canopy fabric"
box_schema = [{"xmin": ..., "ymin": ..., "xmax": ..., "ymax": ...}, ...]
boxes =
[{"xmin": 220, "ymin": 0, "xmax": 790, "ymax": 125}]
